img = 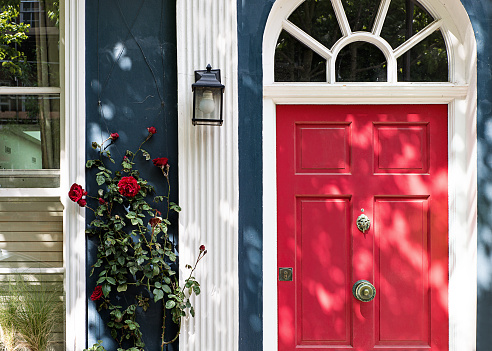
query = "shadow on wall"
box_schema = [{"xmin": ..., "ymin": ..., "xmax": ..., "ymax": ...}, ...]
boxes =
[{"xmin": 85, "ymin": 0, "xmax": 178, "ymax": 350}]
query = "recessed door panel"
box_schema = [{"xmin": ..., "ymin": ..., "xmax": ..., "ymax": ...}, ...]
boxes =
[
  {"xmin": 375, "ymin": 197, "xmax": 430, "ymax": 345},
  {"xmin": 277, "ymin": 105, "xmax": 448, "ymax": 351},
  {"xmin": 297, "ymin": 197, "xmax": 351, "ymax": 345}
]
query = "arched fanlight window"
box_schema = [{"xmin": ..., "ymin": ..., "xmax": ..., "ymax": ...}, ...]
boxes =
[
  {"xmin": 336, "ymin": 41, "xmax": 387, "ymax": 82},
  {"xmin": 274, "ymin": 0, "xmax": 448, "ymax": 83}
]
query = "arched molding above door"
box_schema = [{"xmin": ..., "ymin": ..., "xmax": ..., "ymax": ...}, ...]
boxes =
[{"xmin": 262, "ymin": 1, "xmax": 477, "ymax": 351}]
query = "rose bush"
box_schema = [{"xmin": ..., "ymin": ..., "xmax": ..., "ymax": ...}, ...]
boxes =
[{"xmin": 69, "ymin": 128, "xmax": 206, "ymax": 351}]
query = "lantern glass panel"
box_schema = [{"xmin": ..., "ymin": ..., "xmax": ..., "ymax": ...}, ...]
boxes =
[{"xmin": 193, "ymin": 87, "xmax": 223, "ymax": 125}]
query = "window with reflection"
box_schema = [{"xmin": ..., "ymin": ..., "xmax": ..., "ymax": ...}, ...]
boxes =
[
  {"xmin": 336, "ymin": 42, "xmax": 387, "ymax": 82},
  {"xmin": 287, "ymin": 0, "xmax": 341, "ymax": 49},
  {"xmin": 0, "ymin": 0, "xmax": 60, "ymax": 185},
  {"xmin": 0, "ymin": 95, "xmax": 60, "ymax": 170},
  {"xmin": 273, "ymin": 0, "xmax": 449, "ymax": 83},
  {"xmin": 341, "ymin": 0, "xmax": 380, "ymax": 32},
  {"xmin": 380, "ymin": 0, "xmax": 434, "ymax": 49},
  {"xmin": 275, "ymin": 30, "xmax": 327, "ymax": 82}
]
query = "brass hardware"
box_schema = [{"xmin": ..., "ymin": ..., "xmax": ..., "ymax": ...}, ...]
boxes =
[
  {"xmin": 356, "ymin": 214, "xmax": 371, "ymax": 233},
  {"xmin": 352, "ymin": 280, "xmax": 376, "ymax": 302},
  {"xmin": 279, "ymin": 268, "xmax": 293, "ymax": 281}
]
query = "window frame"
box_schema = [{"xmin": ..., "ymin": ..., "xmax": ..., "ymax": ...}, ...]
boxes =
[{"xmin": 0, "ymin": 1, "xmax": 87, "ymax": 350}]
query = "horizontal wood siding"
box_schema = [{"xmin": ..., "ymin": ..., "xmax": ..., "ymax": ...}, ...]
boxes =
[
  {"xmin": 0, "ymin": 198, "xmax": 63, "ymax": 269},
  {"xmin": 0, "ymin": 197, "xmax": 65, "ymax": 349}
]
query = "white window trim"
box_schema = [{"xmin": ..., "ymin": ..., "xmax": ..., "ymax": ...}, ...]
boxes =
[
  {"xmin": 0, "ymin": 1, "xmax": 87, "ymax": 350},
  {"xmin": 62, "ymin": 0, "xmax": 86, "ymax": 349},
  {"xmin": 262, "ymin": 1, "xmax": 477, "ymax": 351}
]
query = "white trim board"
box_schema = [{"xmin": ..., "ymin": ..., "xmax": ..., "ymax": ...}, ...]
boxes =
[
  {"xmin": 62, "ymin": 0, "xmax": 87, "ymax": 349},
  {"xmin": 262, "ymin": 1, "xmax": 477, "ymax": 351}
]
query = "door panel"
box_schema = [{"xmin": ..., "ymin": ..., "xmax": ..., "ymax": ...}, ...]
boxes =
[
  {"xmin": 375, "ymin": 197, "xmax": 430, "ymax": 345},
  {"xmin": 277, "ymin": 105, "xmax": 448, "ymax": 351},
  {"xmin": 297, "ymin": 197, "xmax": 351, "ymax": 345}
]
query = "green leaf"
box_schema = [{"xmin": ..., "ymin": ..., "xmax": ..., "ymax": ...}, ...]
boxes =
[
  {"xmin": 86, "ymin": 160, "xmax": 95, "ymax": 168},
  {"xmin": 190, "ymin": 306, "xmax": 195, "ymax": 317},
  {"xmin": 153, "ymin": 288, "xmax": 164, "ymax": 302},
  {"xmin": 96, "ymin": 276, "xmax": 106, "ymax": 284},
  {"xmin": 117, "ymin": 256, "xmax": 125, "ymax": 265},
  {"xmin": 162, "ymin": 285, "xmax": 172, "ymax": 294},
  {"xmin": 117, "ymin": 284, "xmax": 128, "ymax": 292},
  {"xmin": 167, "ymin": 252, "xmax": 177, "ymax": 262},
  {"xmin": 153, "ymin": 265, "xmax": 160, "ymax": 276},
  {"xmin": 165, "ymin": 300, "xmax": 176, "ymax": 309},
  {"xmin": 102, "ymin": 283, "xmax": 111, "ymax": 297},
  {"xmin": 154, "ymin": 282, "xmax": 162, "ymax": 288},
  {"xmin": 96, "ymin": 174, "xmax": 105, "ymax": 186},
  {"xmin": 106, "ymin": 277, "xmax": 116, "ymax": 285},
  {"xmin": 193, "ymin": 286, "xmax": 201, "ymax": 295},
  {"xmin": 92, "ymin": 142, "xmax": 98, "ymax": 149}
]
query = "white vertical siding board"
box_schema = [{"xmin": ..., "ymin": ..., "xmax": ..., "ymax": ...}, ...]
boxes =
[{"xmin": 177, "ymin": 0, "xmax": 238, "ymax": 350}]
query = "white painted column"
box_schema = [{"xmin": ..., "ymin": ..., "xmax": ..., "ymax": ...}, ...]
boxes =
[{"xmin": 176, "ymin": 1, "xmax": 239, "ymax": 351}]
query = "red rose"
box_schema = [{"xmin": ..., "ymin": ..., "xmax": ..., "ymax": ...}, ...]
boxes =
[
  {"xmin": 118, "ymin": 176, "xmax": 141, "ymax": 197},
  {"xmin": 147, "ymin": 126, "xmax": 156, "ymax": 135},
  {"xmin": 77, "ymin": 199, "xmax": 87, "ymax": 207},
  {"xmin": 199, "ymin": 245, "xmax": 206, "ymax": 251},
  {"xmin": 98, "ymin": 198, "xmax": 105, "ymax": 205},
  {"xmin": 110, "ymin": 132, "xmax": 119, "ymax": 140},
  {"xmin": 152, "ymin": 157, "xmax": 168, "ymax": 169},
  {"xmin": 91, "ymin": 286, "xmax": 103, "ymax": 301},
  {"xmin": 69, "ymin": 183, "xmax": 84, "ymax": 203}
]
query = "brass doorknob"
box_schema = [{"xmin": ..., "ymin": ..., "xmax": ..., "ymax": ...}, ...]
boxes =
[{"xmin": 352, "ymin": 280, "xmax": 376, "ymax": 302}]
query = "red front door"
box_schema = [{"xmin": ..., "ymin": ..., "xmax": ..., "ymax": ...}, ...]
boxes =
[{"xmin": 277, "ymin": 105, "xmax": 448, "ymax": 351}]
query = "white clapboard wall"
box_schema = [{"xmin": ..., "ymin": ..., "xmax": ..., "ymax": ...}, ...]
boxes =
[{"xmin": 0, "ymin": 197, "xmax": 65, "ymax": 350}]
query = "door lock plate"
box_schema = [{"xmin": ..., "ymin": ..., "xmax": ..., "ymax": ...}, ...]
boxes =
[{"xmin": 279, "ymin": 268, "xmax": 293, "ymax": 281}]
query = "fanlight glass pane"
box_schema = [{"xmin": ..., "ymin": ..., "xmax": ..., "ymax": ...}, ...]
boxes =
[
  {"xmin": 336, "ymin": 42, "xmax": 387, "ymax": 82},
  {"xmin": 0, "ymin": 1, "xmax": 60, "ymax": 87},
  {"xmin": 0, "ymin": 95, "xmax": 60, "ymax": 171},
  {"xmin": 397, "ymin": 29, "xmax": 448, "ymax": 81},
  {"xmin": 381, "ymin": 0, "xmax": 434, "ymax": 49},
  {"xmin": 341, "ymin": 0, "xmax": 380, "ymax": 32},
  {"xmin": 275, "ymin": 30, "xmax": 327, "ymax": 82},
  {"xmin": 287, "ymin": 0, "xmax": 342, "ymax": 50}
]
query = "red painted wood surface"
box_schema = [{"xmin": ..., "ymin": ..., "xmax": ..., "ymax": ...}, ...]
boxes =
[{"xmin": 277, "ymin": 105, "xmax": 448, "ymax": 351}]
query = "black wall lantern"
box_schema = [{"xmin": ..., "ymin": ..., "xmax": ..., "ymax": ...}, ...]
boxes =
[{"xmin": 192, "ymin": 64, "xmax": 225, "ymax": 126}]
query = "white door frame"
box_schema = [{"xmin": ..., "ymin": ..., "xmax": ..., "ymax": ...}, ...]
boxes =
[{"xmin": 262, "ymin": 1, "xmax": 477, "ymax": 351}]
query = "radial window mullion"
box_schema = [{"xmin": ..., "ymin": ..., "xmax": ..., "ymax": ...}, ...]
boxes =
[
  {"xmin": 393, "ymin": 19, "xmax": 443, "ymax": 59},
  {"xmin": 282, "ymin": 20, "xmax": 333, "ymax": 60},
  {"xmin": 372, "ymin": 0, "xmax": 392, "ymax": 36},
  {"xmin": 331, "ymin": 0, "xmax": 352, "ymax": 36}
]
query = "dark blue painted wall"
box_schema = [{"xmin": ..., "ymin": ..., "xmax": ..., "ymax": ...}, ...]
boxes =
[
  {"xmin": 236, "ymin": 0, "xmax": 491, "ymax": 350},
  {"xmin": 85, "ymin": 1, "xmax": 177, "ymax": 350},
  {"xmin": 237, "ymin": 1, "xmax": 274, "ymax": 350},
  {"xmin": 460, "ymin": 1, "xmax": 492, "ymax": 350}
]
